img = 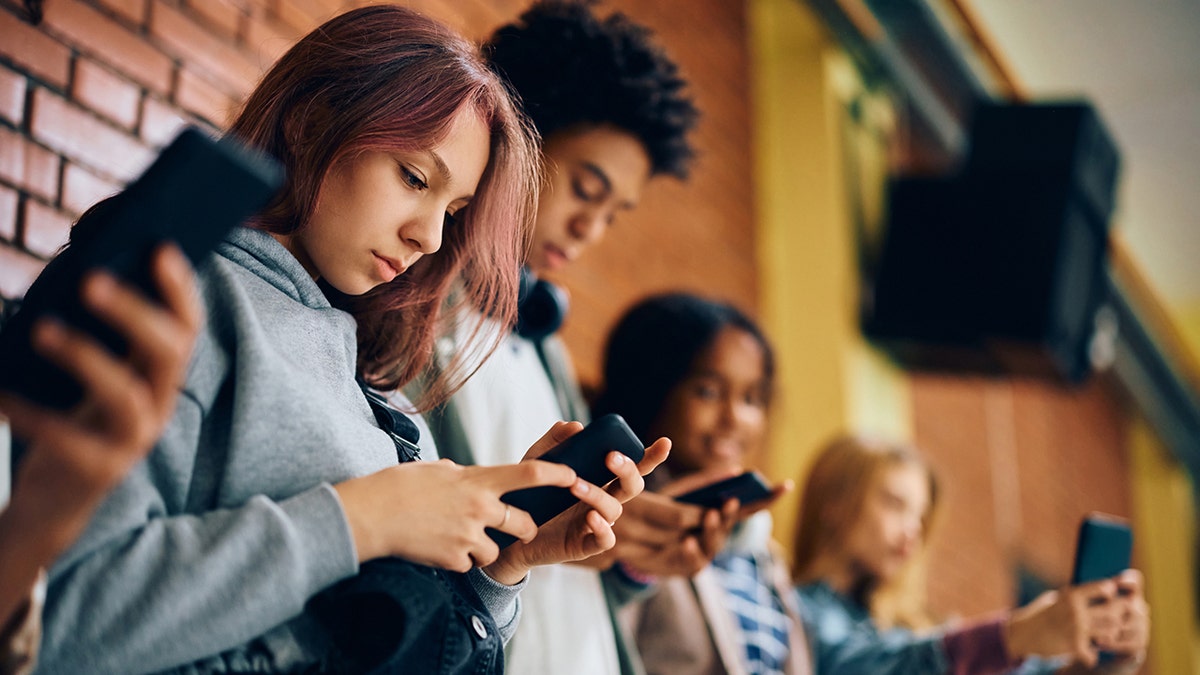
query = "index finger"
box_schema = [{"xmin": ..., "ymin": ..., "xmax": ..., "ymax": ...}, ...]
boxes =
[
  {"xmin": 521, "ymin": 421, "xmax": 585, "ymax": 461},
  {"xmin": 151, "ymin": 243, "xmax": 203, "ymax": 337},
  {"xmin": 473, "ymin": 459, "xmax": 578, "ymax": 493},
  {"xmin": 636, "ymin": 437, "xmax": 671, "ymax": 478},
  {"xmin": 1073, "ymin": 577, "xmax": 1120, "ymax": 605},
  {"xmin": 625, "ymin": 490, "xmax": 705, "ymax": 532},
  {"xmin": 1114, "ymin": 568, "xmax": 1143, "ymax": 596}
]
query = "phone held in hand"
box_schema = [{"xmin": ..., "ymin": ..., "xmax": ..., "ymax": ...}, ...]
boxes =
[
  {"xmin": 1071, "ymin": 512, "xmax": 1133, "ymax": 664},
  {"xmin": 487, "ymin": 414, "xmax": 645, "ymax": 549},
  {"xmin": 675, "ymin": 471, "xmax": 774, "ymax": 509},
  {"xmin": 1071, "ymin": 512, "xmax": 1132, "ymax": 585},
  {"xmin": 0, "ymin": 127, "xmax": 283, "ymax": 411}
]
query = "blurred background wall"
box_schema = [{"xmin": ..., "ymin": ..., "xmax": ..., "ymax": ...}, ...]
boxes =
[{"xmin": 0, "ymin": 0, "xmax": 1195, "ymax": 671}]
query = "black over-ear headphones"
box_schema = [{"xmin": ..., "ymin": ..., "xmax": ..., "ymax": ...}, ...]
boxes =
[{"xmin": 516, "ymin": 266, "xmax": 569, "ymax": 341}]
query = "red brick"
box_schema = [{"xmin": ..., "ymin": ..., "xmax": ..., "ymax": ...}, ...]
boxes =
[
  {"xmin": 95, "ymin": 0, "xmax": 149, "ymax": 26},
  {"xmin": 150, "ymin": 1, "xmax": 261, "ymax": 98},
  {"xmin": 20, "ymin": 138, "xmax": 59, "ymax": 203},
  {"xmin": 62, "ymin": 162, "xmax": 121, "ymax": 215},
  {"xmin": 0, "ymin": 65, "xmax": 27, "ymax": 125},
  {"xmin": 0, "ymin": 242, "xmax": 46, "ymax": 298},
  {"xmin": 0, "ymin": 127, "xmax": 16, "ymax": 180},
  {"xmin": 0, "ymin": 10, "xmax": 72, "ymax": 88},
  {"xmin": 43, "ymin": 0, "xmax": 174, "ymax": 94},
  {"xmin": 30, "ymin": 88, "xmax": 154, "ymax": 182},
  {"xmin": 278, "ymin": 0, "xmax": 341, "ymax": 25},
  {"xmin": 0, "ymin": 184, "xmax": 17, "ymax": 241},
  {"xmin": 271, "ymin": 0, "xmax": 324, "ymax": 34},
  {"xmin": 72, "ymin": 58, "xmax": 143, "ymax": 130},
  {"xmin": 242, "ymin": 11, "xmax": 302, "ymax": 68},
  {"xmin": 910, "ymin": 371, "xmax": 1134, "ymax": 619},
  {"xmin": 176, "ymin": 68, "xmax": 236, "ymax": 128},
  {"xmin": 187, "ymin": 0, "xmax": 244, "ymax": 39},
  {"xmin": 0, "ymin": 127, "xmax": 18, "ymax": 185},
  {"xmin": 140, "ymin": 95, "xmax": 190, "ymax": 148},
  {"xmin": 22, "ymin": 199, "xmax": 72, "ymax": 258},
  {"xmin": 0, "ymin": 127, "xmax": 61, "ymax": 202}
]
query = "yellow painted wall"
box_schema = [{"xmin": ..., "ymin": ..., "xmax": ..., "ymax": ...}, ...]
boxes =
[
  {"xmin": 748, "ymin": 0, "xmax": 910, "ymax": 557},
  {"xmin": 1129, "ymin": 421, "xmax": 1200, "ymax": 674},
  {"xmin": 1179, "ymin": 303, "xmax": 1200, "ymax": 357}
]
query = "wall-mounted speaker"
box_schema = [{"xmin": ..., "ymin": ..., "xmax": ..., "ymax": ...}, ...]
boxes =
[{"xmin": 863, "ymin": 101, "xmax": 1119, "ymax": 383}]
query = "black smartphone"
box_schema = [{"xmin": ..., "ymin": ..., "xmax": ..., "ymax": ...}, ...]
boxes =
[
  {"xmin": 675, "ymin": 471, "xmax": 774, "ymax": 509},
  {"xmin": 1071, "ymin": 512, "xmax": 1133, "ymax": 585},
  {"xmin": 487, "ymin": 414, "xmax": 645, "ymax": 549},
  {"xmin": 1071, "ymin": 512, "xmax": 1133, "ymax": 664},
  {"xmin": 0, "ymin": 127, "xmax": 283, "ymax": 411}
]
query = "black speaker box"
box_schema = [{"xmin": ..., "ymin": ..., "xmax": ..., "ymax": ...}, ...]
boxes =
[{"xmin": 863, "ymin": 102, "xmax": 1119, "ymax": 383}]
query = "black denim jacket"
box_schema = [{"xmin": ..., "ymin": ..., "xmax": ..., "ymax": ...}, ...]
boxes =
[{"xmin": 302, "ymin": 387, "xmax": 505, "ymax": 674}]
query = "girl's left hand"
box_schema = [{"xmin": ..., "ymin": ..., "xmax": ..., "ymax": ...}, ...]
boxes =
[{"xmin": 482, "ymin": 421, "xmax": 670, "ymax": 585}]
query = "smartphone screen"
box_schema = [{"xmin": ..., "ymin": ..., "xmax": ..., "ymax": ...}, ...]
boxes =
[{"xmin": 1071, "ymin": 513, "xmax": 1132, "ymax": 585}]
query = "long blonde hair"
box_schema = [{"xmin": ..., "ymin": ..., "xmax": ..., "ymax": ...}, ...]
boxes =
[{"xmin": 792, "ymin": 434, "xmax": 941, "ymax": 630}]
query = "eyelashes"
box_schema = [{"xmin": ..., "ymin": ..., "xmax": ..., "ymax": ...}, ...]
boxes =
[
  {"xmin": 571, "ymin": 175, "xmax": 608, "ymax": 203},
  {"xmin": 399, "ymin": 164, "xmax": 428, "ymax": 191},
  {"xmin": 397, "ymin": 160, "xmax": 466, "ymax": 227}
]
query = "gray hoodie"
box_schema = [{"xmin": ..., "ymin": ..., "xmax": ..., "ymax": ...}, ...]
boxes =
[{"xmin": 38, "ymin": 227, "xmax": 520, "ymax": 674}]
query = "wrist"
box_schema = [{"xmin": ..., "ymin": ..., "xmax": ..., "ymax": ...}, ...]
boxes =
[
  {"xmin": 1001, "ymin": 608, "xmax": 1033, "ymax": 659},
  {"xmin": 332, "ymin": 479, "xmax": 382, "ymax": 563},
  {"xmin": 0, "ymin": 489, "xmax": 90, "ymax": 562},
  {"xmin": 482, "ymin": 551, "xmax": 529, "ymax": 586}
]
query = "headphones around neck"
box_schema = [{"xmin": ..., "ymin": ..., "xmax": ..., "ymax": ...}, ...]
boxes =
[{"xmin": 516, "ymin": 266, "xmax": 569, "ymax": 341}]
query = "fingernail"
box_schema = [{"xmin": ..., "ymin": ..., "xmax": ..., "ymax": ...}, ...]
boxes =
[
  {"xmin": 612, "ymin": 452, "xmax": 626, "ymax": 465},
  {"xmin": 34, "ymin": 318, "xmax": 65, "ymax": 346},
  {"xmin": 575, "ymin": 479, "xmax": 589, "ymax": 493},
  {"xmin": 87, "ymin": 273, "xmax": 115, "ymax": 303}
]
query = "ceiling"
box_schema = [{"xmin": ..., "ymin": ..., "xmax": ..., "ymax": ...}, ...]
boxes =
[{"xmin": 965, "ymin": 0, "xmax": 1200, "ymax": 308}]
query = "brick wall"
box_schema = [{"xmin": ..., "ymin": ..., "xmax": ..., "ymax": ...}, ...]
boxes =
[
  {"xmin": 912, "ymin": 372, "xmax": 1133, "ymax": 621},
  {"xmin": 0, "ymin": 0, "xmax": 759, "ymax": 388},
  {"xmin": 0, "ymin": 0, "xmax": 282, "ymax": 306}
]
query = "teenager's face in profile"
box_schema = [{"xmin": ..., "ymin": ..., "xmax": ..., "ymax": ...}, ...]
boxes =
[
  {"xmin": 653, "ymin": 326, "xmax": 770, "ymax": 476},
  {"xmin": 281, "ymin": 108, "xmax": 490, "ymax": 295},
  {"xmin": 527, "ymin": 124, "xmax": 651, "ymax": 275},
  {"xmin": 842, "ymin": 462, "xmax": 930, "ymax": 583}
]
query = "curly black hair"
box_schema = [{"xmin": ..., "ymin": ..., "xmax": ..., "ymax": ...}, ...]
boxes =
[{"xmin": 485, "ymin": 0, "xmax": 699, "ymax": 178}]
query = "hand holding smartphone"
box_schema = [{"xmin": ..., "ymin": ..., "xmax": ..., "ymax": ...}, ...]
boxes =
[
  {"xmin": 1071, "ymin": 512, "xmax": 1134, "ymax": 664},
  {"xmin": 0, "ymin": 127, "xmax": 283, "ymax": 411},
  {"xmin": 488, "ymin": 414, "xmax": 646, "ymax": 549},
  {"xmin": 675, "ymin": 471, "xmax": 775, "ymax": 509},
  {"xmin": 1071, "ymin": 512, "xmax": 1133, "ymax": 585}
]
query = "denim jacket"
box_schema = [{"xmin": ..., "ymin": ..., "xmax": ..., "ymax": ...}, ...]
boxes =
[{"xmin": 795, "ymin": 581, "xmax": 1063, "ymax": 675}]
